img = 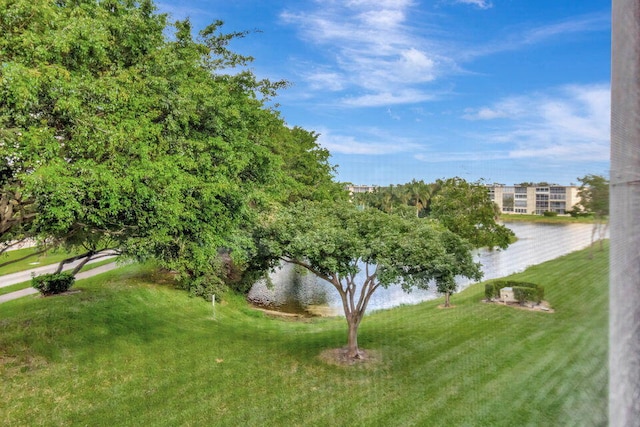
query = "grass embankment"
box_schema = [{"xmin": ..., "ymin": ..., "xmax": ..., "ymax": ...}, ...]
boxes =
[
  {"xmin": 499, "ymin": 213, "xmax": 601, "ymax": 224},
  {"xmin": 0, "ymin": 245, "xmax": 608, "ymax": 426}
]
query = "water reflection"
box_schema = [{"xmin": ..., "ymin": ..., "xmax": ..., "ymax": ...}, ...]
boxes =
[{"xmin": 248, "ymin": 222, "xmax": 603, "ymax": 315}]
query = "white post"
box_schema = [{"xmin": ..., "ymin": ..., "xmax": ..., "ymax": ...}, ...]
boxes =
[
  {"xmin": 610, "ymin": 1, "xmax": 640, "ymax": 425},
  {"xmin": 212, "ymin": 294, "xmax": 216, "ymax": 319}
]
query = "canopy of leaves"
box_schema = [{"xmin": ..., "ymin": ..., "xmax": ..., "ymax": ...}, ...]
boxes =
[
  {"xmin": 259, "ymin": 201, "xmax": 482, "ymax": 292},
  {"xmin": 0, "ymin": 0, "xmax": 343, "ymax": 292},
  {"xmin": 258, "ymin": 201, "xmax": 482, "ymax": 356},
  {"xmin": 352, "ymin": 178, "xmax": 513, "ymax": 249},
  {"xmin": 577, "ymin": 174, "xmax": 609, "ymax": 218},
  {"xmin": 430, "ymin": 178, "xmax": 514, "ymax": 250},
  {"xmin": 352, "ymin": 180, "xmax": 437, "ymax": 218}
]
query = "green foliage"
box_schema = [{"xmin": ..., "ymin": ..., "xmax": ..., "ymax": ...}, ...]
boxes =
[
  {"xmin": 430, "ymin": 177, "xmax": 514, "ymax": 249},
  {"xmin": 485, "ymin": 282, "xmax": 501, "ymax": 300},
  {"xmin": 490, "ymin": 280, "xmax": 544, "ymax": 304},
  {"xmin": 500, "ymin": 213, "xmax": 595, "ymax": 223},
  {"xmin": 0, "ymin": 0, "xmax": 342, "ymax": 292},
  {"xmin": 543, "ymin": 211, "xmax": 558, "ymax": 217},
  {"xmin": 262, "ymin": 201, "xmax": 481, "ymax": 291},
  {"xmin": 350, "ymin": 177, "xmax": 514, "ymax": 250},
  {"xmin": 576, "ymin": 174, "xmax": 609, "ymax": 218},
  {"xmin": 31, "ymin": 272, "xmax": 75, "ymax": 295},
  {"xmin": 176, "ymin": 273, "xmax": 225, "ymax": 302},
  {"xmin": 352, "ymin": 179, "xmax": 436, "ymax": 217},
  {"xmin": 576, "ymin": 174, "xmax": 609, "ymax": 252},
  {"xmin": 259, "ymin": 200, "xmax": 482, "ymax": 356},
  {"xmin": 513, "ymin": 286, "xmax": 543, "ymax": 304}
]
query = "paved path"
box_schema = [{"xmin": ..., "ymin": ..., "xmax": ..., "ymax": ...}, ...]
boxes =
[
  {"xmin": 0, "ymin": 254, "xmax": 117, "ymax": 288},
  {"xmin": 0, "ymin": 256, "xmax": 124, "ymax": 304}
]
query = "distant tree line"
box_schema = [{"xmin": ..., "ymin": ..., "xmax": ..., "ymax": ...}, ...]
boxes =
[{"xmin": 351, "ymin": 178, "xmax": 514, "ymax": 250}]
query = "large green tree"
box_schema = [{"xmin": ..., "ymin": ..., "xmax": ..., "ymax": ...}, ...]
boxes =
[
  {"xmin": 259, "ymin": 201, "xmax": 482, "ymax": 359},
  {"xmin": 348, "ymin": 178, "xmax": 512, "ymax": 307},
  {"xmin": 0, "ymin": 0, "xmax": 341, "ymax": 294}
]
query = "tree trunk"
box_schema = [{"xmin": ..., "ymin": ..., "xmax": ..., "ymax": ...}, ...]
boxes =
[
  {"xmin": 444, "ymin": 291, "xmax": 451, "ymax": 307},
  {"xmin": 589, "ymin": 223, "xmax": 597, "ymax": 259},
  {"xmin": 71, "ymin": 253, "xmax": 94, "ymax": 275},
  {"xmin": 346, "ymin": 316, "xmax": 361, "ymax": 359},
  {"xmin": 55, "ymin": 251, "xmax": 95, "ymax": 275}
]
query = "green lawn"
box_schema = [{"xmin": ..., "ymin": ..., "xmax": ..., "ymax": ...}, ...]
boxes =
[
  {"xmin": 0, "ymin": 245, "xmax": 608, "ymax": 426},
  {"xmin": 499, "ymin": 213, "xmax": 601, "ymax": 224},
  {"xmin": 0, "ymin": 259, "xmax": 118, "ymax": 297},
  {"xmin": 0, "ymin": 247, "xmax": 81, "ymax": 276}
]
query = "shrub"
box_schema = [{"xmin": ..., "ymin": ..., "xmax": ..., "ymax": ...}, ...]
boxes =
[
  {"xmin": 485, "ymin": 282, "xmax": 502, "ymax": 300},
  {"xmin": 543, "ymin": 211, "xmax": 558, "ymax": 217},
  {"xmin": 32, "ymin": 272, "xmax": 75, "ymax": 295},
  {"xmin": 512, "ymin": 285, "xmax": 544, "ymax": 304},
  {"xmin": 513, "ymin": 287, "xmax": 535, "ymax": 304},
  {"xmin": 489, "ymin": 280, "xmax": 544, "ymax": 304},
  {"xmin": 177, "ymin": 274, "xmax": 226, "ymax": 302}
]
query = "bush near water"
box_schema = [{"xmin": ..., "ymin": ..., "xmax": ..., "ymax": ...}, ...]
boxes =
[{"xmin": 485, "ymin": 280, "xmax": 545, "ymax": 304}]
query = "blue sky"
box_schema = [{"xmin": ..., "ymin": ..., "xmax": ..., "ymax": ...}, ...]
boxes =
[{"xmin": 157, "ymin": 0, "xmax": 611, "ymax": 186}]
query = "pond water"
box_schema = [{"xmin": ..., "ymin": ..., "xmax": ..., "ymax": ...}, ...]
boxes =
[{"xmin": 247, "ymin": 222, "xmax": 604, "ymax": 316}]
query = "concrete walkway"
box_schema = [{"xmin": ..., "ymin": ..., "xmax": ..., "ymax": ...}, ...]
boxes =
[{"xmin": 0, "ymin": 255, "xmax": 123, "ymax": 304}]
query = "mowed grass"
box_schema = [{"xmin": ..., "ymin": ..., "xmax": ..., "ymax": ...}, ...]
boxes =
[
  {"xmin": 1, "ymin": 257, "xmax": 119, "ymax": 296},
  {"xmin": 499, "ymin": 213, "xmax": 600, "ymax": 224},
  {"xmin": 0, "ymin": 244, "xmax": 608, "ymax": 426},
  {"xmin": 0, "ymin": 247, "xmax": 81, "ymax": 276}
]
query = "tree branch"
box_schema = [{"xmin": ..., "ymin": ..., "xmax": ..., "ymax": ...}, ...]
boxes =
[{"xmin": 279, "ymin": 256, "xmax": 334, "ymax": 284}]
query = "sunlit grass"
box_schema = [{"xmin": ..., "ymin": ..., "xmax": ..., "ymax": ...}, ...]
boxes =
[
  {"xmin": 499, "ymin": 213, "xmax": 602, "ymax": 224},
  {"xmin": 0, "ymin": 247, "xmax": 81, "ymax": 276},
  {"xmin": 1, "ymin": 258, "xmax": 119, "ymax": 296},
  {"xmin": 0, "ymin": 244, "xmax": 608, "ymax": 426}
]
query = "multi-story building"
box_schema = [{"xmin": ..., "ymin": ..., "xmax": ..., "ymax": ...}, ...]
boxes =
[
  {"xmin": 489, "ymin": 184, "xmax": 580, "ymax": 215},
  {"xmin": 346, "ymin": 184, "xmax": 379, "ymax": 195}
]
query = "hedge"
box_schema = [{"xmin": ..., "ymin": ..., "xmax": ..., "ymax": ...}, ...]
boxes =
[
  {"xmin": 513, "ymin": 286, "xmax": 543, "ymax": 304},
  {"xmin": 486, "ymin": 280, "xmax": 544, "ymax": 303},
  {"xmin": 485, "ymin": 282, "xmax": 501, "ymax": 300},
  {"xmin": 32, "ymin": 272, "xmax": 75, "ymax": 296}
]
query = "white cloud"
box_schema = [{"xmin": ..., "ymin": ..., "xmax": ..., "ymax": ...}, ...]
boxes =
[
  {"xmin": 342, "ymin": 89, "xmax": 436, "ymax": 107},
  {"xmin": 281, "ymin": 3, "xmax": 607, "ymax": 108},
  {"xmin": 460, "ymin": 83, "xmax": 610, "ymax": 162},
  {"xmin": 463, "ymin": 107, "xmax": 506, "ymax": 120},
  {"xmin": 415, "ymin": 150, "xmax": 507, "ymax": 162},
  {"xmin": 316, "ymin": 128, "xmax": 422, "ymax": 155},
  {"xmin": 522, "ymin": 13, "xmax": 610, "ymax": 44},
  {"xmin": 464, "ymin": 13, "xmax": 610, "ymax": 59},
  {"xmin": 453, "ymin": 0, "xmax": 493, "ymax": 10},
  {"xmin": 305, "ymin": 70, "xmax": 347, "ymax": 91},
  {"xmin": 462, "ymin": 98, "xmax": 528, "ymax": 120},
  {"xmin": 281, "ymin": 1, "xmax": 444, "ymax": 106}
]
